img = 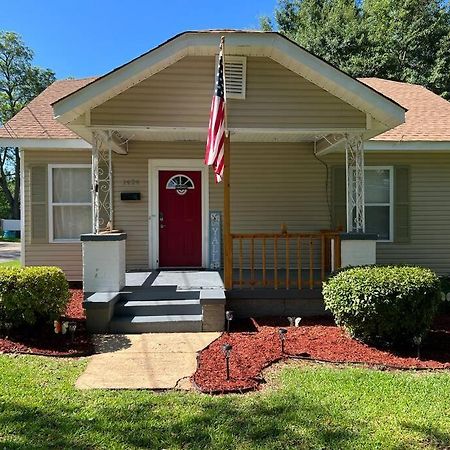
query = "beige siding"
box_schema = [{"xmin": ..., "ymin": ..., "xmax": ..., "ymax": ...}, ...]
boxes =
[
  {"xmin": 325, "ymin": 152, "xmax": 450, "ymax": 274},
  {"xmin": 23, "ymin": 150, "xmax": 91, "ymax": 281},
  {"xmin": 23, "ymin": 145, "xmax": 450, "ymax": 280},
  {"xmin": 113, "ymin": 141, "xmax": 330, "ymax": 270},
  {"xmin": 91, "ymin": 56, "xmax": 366, "ymax": 129}
]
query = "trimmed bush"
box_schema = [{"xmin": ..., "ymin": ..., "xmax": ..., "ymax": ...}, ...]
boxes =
[
  {"xmin": 323, "ymin": 265, "xmax": 442, "ymax": 346},
  {"xmin": 0, "ymin": 266, "xmax": 70, "ymax": 328}
]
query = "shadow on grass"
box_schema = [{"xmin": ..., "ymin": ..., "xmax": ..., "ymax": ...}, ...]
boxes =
[
  {"xmin": 0, "ymin": 391, "xmax": 359, "ymax": 449},
  {"xmin": 401, "ymin": 422, "xmax": 450, "ymax": 449}
]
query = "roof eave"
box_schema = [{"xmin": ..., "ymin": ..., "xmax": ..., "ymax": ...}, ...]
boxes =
[{"xmin": 52, "ymin": 31, "xmax": 406, "ymax": 133}]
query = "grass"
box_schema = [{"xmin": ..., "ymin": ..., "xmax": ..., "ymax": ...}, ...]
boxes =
[
  {"xmin": 0, "ymin": 237, "xmax": 20, "ymax": 243},
  {"xmin": 0, "ymin": 259, "xmax": 20, "ymax": 268},
  {"xmin": 0, "ymin": 357, "xmax": 449, "ymax": 449}
]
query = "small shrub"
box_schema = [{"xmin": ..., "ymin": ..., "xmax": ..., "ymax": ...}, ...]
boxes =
[
  {"xmin": 0, "ymin": 266, "xmax": 70, "ymax": 328},
  {"xmin": 323, "ymin": 265, "xmax": 442, "ymax": 346}
]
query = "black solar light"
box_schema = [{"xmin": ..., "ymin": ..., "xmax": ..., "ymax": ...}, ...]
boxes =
[
  {"xmin": 278, "ymin": 327, "xmax": 288, "ymax": 354},
  {"xmin": 3, "ymin": 322, "xmax": 12, "ymax": 338},
  {"xmin": 413, "ymin": 335, "xmax": 422, "ymax": 359},
  {"xmin": 222, "ymin": 343, "xmax": 233, "ymax": 380},
  {"xmin": 68, "ymin": 322, "xmax": 77, "ymax": 342},
  {"xmin": 225, "ymin": 310, "xmax": 234, "ymax": 333}
]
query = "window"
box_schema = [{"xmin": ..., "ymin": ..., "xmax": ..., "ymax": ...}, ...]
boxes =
[
  {"xmin": 364, "ymin": 167, "xmax": 393, "ymax": 241},
  {"xmin": 49, "ymin": 165, "xmax": 92, "ymax": 242},
  {"xmin": 166, "ymin": 174, "xmax": 195, "ymax": 196}
]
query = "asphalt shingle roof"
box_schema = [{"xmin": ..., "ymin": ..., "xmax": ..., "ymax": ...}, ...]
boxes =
[
  {"xmin": 0, "ymin": 77, "xmax": 96, "ymax": 140},
  {"xmin": 1, "ymin": 75, "xmax": 449, "ymax": 143},
  {"xmin": 360, "ymin": 77, "xmax": 450, "ymax": 141}
]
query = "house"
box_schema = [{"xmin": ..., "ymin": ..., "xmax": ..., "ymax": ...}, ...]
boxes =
[{"xmin": 1, "ymin": 30, "xmax": 450, "ymax": 333}]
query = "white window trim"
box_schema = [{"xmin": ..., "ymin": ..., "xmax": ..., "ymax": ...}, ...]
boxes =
[
  {"xmin": 48, "ymin": 164, "xmax": 93, "ymax": 243},
  {"xmin": 364, "ymin": 166, "xmax": 394, "ymax": 243},
  {"xmin": 215, "ymin": 55, "xmax": 247, "ymax": 100}
]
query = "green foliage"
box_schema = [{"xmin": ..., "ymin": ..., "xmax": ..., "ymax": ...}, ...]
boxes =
[
  {"xmin": 322, "ymin": 265, "xmax": 442, "ymax": 346},
  {"xmin": 262, "ymin": 0, "xmax": 450, "ymax": 98},
  {"xmin": 0, "ymin": 266, "xmax": 69, "ymax": 328},
  {"xmin": 0, "ymin": 31, "xmax": 55, "ymax": 219}
]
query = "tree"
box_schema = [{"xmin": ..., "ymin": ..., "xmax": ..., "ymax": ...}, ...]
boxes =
[
  {"xmin": 261, "ymin": 0, "xmax": 450, "ymax": 98},
  {"xmin": 0, "ymin": 31, "xmax": 55, "ymax": 219}
]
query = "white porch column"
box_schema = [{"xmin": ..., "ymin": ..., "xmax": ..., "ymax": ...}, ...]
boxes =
[
  {"xmin": 92, "ymin": 130, "xmax": 114, "ymax": 233},
  {"xmin": 341, "ymin": 134, "xmax": 377, "ymax": 267},
  {"xmin": 345, "ymin": 133, "xmax": 365, "ymax": 233}
]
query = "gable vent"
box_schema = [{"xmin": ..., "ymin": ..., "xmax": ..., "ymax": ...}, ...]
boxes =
[{"xmin": 224, "ymin": 56, "xmax": 247, "ymax": 99}]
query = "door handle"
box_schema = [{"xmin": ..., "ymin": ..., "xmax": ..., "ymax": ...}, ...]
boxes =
[{"xmin": 159, "ymin": 212, "xmax": 164, "ymax": 222}]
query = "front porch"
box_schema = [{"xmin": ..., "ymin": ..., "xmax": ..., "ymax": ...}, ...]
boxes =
[
  {"xmin": 81, "ymin": 132, "xmax": 378, "ymax": 333},
  {"xmin": 83, "ymin": 269, "xmax": 331, "ymax": 334}
]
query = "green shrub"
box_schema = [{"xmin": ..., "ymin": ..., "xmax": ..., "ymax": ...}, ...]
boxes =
[
  {"xmin": 0, "ymin": 266, "xmax": 70, "ymax": 328},
  {"xmin": 323, "ymin": 265, "xmax": 442, "ymax": 346}
]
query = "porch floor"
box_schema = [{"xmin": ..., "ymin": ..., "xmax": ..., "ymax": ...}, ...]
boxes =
[{"xmin": 124, "ymin": 271, "xmax": 224, "ymax": 291}]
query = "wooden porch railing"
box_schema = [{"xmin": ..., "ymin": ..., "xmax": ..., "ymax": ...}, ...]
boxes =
[{"xmin": 227, "ymin": 230, "xmax": 341, "ymax": 289}]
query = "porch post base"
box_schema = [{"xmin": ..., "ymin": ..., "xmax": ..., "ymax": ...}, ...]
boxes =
[
  {"xmin": 200, "ymin": 290, "xmax": 226, "ymax": 332},
  {"xmin": 81, "ymin": 233, "xmax": 127, "ymax": 292},
  {"xmin": 340, "ymin": 233, "xmax": 377, "ymax": 267}
]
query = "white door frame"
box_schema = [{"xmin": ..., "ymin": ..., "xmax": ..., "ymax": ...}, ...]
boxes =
[{"xmin": 148, "ymin": 159, "xmax": 209, "ymax": 269}]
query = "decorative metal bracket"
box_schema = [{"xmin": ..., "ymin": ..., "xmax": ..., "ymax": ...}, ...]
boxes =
[
  {"xmin": 92, "ymin": 131, "xmax": 113, "ymax": 234},
  {"xmin": 345, "ymin": 133, "xmax": 365, "ymax": 233}
]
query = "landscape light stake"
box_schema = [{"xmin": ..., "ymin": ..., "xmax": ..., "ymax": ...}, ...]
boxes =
[
  {"xmin": 413, "ymin": 335, "xmax": 422, "ymax": 359},
  {"xmin": 68, "ymin": 322, "xmax": 77, "ymax": 342},
  {"xmin": 225, "ymin": 310, "xmax": 234, "ymax": 333},
  {"xmin": 222, "ymin": 343, "xmax": 233, "ymax": 380},
  {"xmin": 279, "ymin": 328, "xmax": 288, "ymax": 354},
  {"xmin": 4, "ymin": 322, "xmax": 12, "ymax": 339}
]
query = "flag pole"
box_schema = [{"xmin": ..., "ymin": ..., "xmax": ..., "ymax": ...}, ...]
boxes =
[{"xmin": 221, "ymin": 36, "xmax": 233, "ymax": 289}]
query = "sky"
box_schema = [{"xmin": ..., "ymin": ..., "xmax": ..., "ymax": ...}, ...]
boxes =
[{"xmin": 2, "ymin": 0, "xmax": 277, "ymax": 79}]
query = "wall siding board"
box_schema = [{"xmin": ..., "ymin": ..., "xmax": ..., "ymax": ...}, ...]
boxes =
[
  {"xmin": 91, "ymin": 56, "xmax": 366, "ymax": 129},
  {"xmin": 23, "ymin": 146, "xmax": 450, "ymax": 280},
  {"xmin": 325, "ymin": 152, "xmax": 450, "ymax": 274},
  {"xmin": 23, "ymin": 150, "xmax": 91, "ymax": 281}
]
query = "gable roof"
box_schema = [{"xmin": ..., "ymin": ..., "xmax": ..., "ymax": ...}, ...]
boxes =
[
  {"xmin": 361, "ymin": 78, "xmax": 450, "ymax": 142},
  {"xmin": 51, "ymin": 30, "xmax": 405, "ymax": 131},
  {"xmin": 0, "ymin": 78, "xmax": 96, "ymax": 142}
]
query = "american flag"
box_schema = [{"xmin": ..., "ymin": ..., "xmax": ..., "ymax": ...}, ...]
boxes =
[{"xmin": 205, "ymin": 39, "xmax": 226, "ymax": 183}]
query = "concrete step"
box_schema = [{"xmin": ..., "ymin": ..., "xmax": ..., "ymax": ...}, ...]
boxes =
[
  {"xmin": 120, "ymin": 288, "xmax": 200, "ymax": 302},
  {"xmin": 109, "ymin": 314, "xmax": 203, "ymax": 333},
  {"xmin": 114, "ymin": 299, "xmax": 202, "ymax": 317}
]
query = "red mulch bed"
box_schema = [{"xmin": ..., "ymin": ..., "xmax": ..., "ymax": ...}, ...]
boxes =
[
  {"xmin": 0, "ymin": 289, "xmax": 93, "ymax": 357},
  {"xmin": 193, "ymin": 314, "xmax": 450, "ymax": 394}
]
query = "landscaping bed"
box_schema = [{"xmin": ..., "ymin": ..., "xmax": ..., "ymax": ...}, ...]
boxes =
[
  {"xmin": 0, "ymin": 289, "xmax": 93, "ymax": 356},
  {"xmin": 193, "ymin": 314, "xmax": 450, "ymax": 394}
]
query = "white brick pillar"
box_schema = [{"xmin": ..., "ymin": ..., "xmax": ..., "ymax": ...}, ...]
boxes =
[
  {"xmin": 81, "ymin": 233, "xmax": 126, "ymax": 293},
  {"xmin": 340, "ymin": 233, "xmax": 377, "ymax": 267}
]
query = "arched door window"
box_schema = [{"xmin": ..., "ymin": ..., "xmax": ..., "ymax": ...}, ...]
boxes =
[{"xmin": 166, "ymin": 174, "xmax": 195, "ymax": 196}]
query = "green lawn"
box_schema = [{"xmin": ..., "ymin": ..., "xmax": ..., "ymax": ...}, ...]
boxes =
[
  {"xmin": 0, "ymin": 237, "xmax": 20, "ymax": 243},
  {"xmin": 0, "ymin": 357, "xmax": 449, "ymax": 449},
  {"xmin": 0, "ymin": 259, "xmax": 20, "ymax": 268}
]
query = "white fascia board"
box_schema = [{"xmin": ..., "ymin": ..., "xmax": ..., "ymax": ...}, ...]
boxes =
[
  {"xmin": 0, "ymin": 138, "xmax": 91, "ymax": 149},
  {"xmin": 53, "ymin": 34, "xmax": 193, "ymax": 124},
  {"xmin": 52, "ymin": 31, "xmax": 405, "ymax": 133},
  {"xmin": 365, "ymin": 140, "xmax": 450, "ymax": 152}
]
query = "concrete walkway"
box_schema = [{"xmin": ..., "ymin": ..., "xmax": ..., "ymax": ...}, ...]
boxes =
[
  {"xmin": 0, "ymin": 241, "xmax": 20, "ymax": 263},
  {"xmin": 76, "ymin": 332, "xmax": 220, "ymax": 390}
]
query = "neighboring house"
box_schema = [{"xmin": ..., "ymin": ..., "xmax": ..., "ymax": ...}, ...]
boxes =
[{"xmin": 1, "ymin": 30, "xmax": 449, "ymax": 332}]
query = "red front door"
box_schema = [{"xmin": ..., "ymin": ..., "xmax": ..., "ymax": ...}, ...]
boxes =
[{"xmin": 158, "ymin": 170, "xmax": 202, "ymax": 267}]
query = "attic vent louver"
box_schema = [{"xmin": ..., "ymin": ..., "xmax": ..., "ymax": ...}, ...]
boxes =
[{"xmin": 224, "ymin": 56, "xmax": 246, "ymax": 99}]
